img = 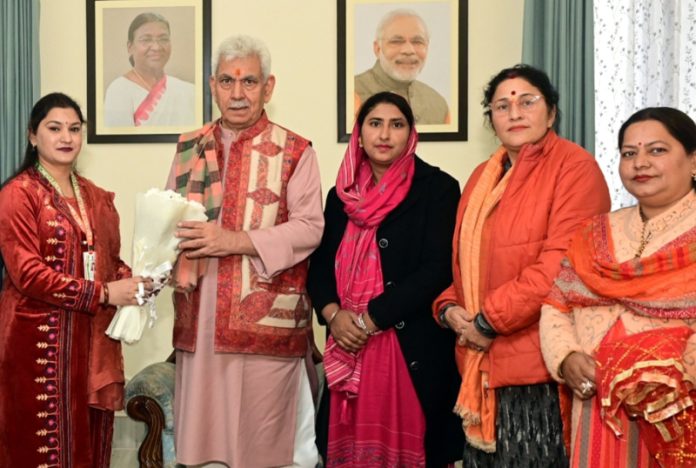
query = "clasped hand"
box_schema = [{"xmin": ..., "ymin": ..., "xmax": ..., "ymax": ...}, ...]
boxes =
[
  {"xmin": 444, "ymin": 305, "xmax": 493, "ymax": 352},
  {"xmin": 330, "ymin": 309, "xmax": 375, "ymax": 353}
]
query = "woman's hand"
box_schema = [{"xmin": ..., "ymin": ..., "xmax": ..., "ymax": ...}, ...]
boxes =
[
  {"xmin": 329, "ymin": 309, "xmax": 368, "ymax": 353},
  {"xmin": 443, "ymin": 305, "xmax": 492, "ymax": 351},
  {"xmin": 561, "ymin": 351, "xmax": 597, "ymax": 400},
  {"xmin": 104, "ymin": 276, "xmax": 154, "ymax": 306},
  {"xmin": 458, "ymin": 320, "xmax": 493, "ymax": 352},
  {"xmin": 361, "ymin": 313, "xmax": 379, "ymax": 335},
  {"xmin": 443, "ymin": 305, "xmax": 471, "ymax": 332}
]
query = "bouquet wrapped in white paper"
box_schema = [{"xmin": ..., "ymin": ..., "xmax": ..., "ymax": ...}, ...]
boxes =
[{"xmin": 106, "ymin": 189, "xmax": 207, "ymax": 344}]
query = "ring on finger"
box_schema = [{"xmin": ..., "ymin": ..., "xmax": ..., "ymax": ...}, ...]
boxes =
[{"xmin": 580, "ymin": 380, "xmax": 593, "ymax": 395}]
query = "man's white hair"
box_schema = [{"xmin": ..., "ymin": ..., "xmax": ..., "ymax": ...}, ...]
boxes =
[
  {"xmin": 212, "ymin": 35, "xmax": 272, "ymax": 80},
  {"xmin": 375, "ymin": 9, "xmax": 430, "ymax": 42}
]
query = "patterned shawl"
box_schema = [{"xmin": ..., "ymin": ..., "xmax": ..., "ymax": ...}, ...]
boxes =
[
  {"xmin": 170, "ymin": 121, "xmax": 220, "ymax": 290},
  {"xmin": 545, "ymin": 211, "xmax": 696, "ymax": 319},
  {"xmin": 322, "ymin": 120, "xmax": 417, "ymax": 396}
]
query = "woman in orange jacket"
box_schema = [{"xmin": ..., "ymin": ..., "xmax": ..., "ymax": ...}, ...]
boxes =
[{"xmin": 433, "ymin": 65, "xmax": 611, "ymax": 467}]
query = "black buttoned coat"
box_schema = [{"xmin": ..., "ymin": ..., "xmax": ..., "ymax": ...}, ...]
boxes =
[{"xmin": 307, "ymin": 156, "xmax": 463, "ymax": 466}]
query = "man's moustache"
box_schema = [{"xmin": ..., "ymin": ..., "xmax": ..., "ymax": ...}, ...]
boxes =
[{"xmin": 229, "ymin": 100, "xmax": 250, "ymax": 109}]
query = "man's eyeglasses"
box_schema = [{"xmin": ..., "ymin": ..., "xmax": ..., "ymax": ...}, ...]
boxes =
[{"xmin": 490, "ymin": 94, "xmax": 543, "ymax": 115}]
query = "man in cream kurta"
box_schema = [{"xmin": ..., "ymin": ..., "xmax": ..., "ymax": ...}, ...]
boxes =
[{"xmin": 168, "ymin": 35, "xmax": 323, "ymax": 468}]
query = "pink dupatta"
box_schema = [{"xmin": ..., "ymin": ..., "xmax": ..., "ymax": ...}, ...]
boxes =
[
  {"xmin": 324, "ymin": 119, "xmax": 427, "ymax": 467},
  {"xmin": 133, "ymin": 75, "xmax": 167, "ymax": 126},
  {"xmin": 324, "ymin": 120, "xmax": 417, "ymax": 395}
]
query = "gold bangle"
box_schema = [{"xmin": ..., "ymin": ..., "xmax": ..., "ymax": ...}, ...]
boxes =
[{"xmin": 102, "ymin": 283, "xmax": 110, "ymax": 305}]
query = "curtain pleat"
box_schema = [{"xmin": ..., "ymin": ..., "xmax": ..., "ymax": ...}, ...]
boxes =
[
  {"xmin": 1, "ymin": 0, "xmax": 41, "ymax": 183},
  {"xmin": 0, "ymin": 0, "xmax": 40, "ymax": 287},
  {"xmin": 522, "ymin": 0, "xmax": 594, "ymax": 154}
]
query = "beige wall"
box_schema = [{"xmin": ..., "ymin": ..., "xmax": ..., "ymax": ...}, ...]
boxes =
[{"xmin": 39, "ymin": 0, "xmax": 524, "ymax": 380}]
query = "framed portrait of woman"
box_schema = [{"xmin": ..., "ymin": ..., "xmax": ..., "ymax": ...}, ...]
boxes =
[
  {"xmin": 338, "ymin": 0, "xmax": 467, "ymax": 142},
  {"xmin": 86, "ymin": 0, "xmax": 211, "ymax": 143}
]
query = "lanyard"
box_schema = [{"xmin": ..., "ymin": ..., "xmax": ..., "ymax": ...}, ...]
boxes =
[{"xmin": 36, "ymin": 164, "xmax": 94, "ymax": 250}]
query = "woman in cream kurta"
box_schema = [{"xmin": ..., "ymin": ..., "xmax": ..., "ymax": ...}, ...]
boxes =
[{"xmin": 540, "ymin": 107, "xmax": 696, "ymax": 467}]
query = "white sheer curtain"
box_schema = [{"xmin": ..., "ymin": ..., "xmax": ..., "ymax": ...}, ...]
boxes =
[{"xmin": 594, "ymin": 0, "xmax": 696, "ymax": 208}]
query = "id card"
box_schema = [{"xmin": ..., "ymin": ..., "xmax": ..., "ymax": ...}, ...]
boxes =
[{"xmin": 83, "ymin": 251, "xmax": 96, "ymax": 281}]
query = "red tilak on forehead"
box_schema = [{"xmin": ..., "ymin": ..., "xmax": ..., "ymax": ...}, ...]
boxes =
[
  {"xmin": 511, "ymin": 90, "xmax": 516, "ymax": 96},
  {"xmin": 234, "ymin": 69, "xmax": 241, "ymax": 77},
  {"xmin": 638, "ymin": 142, "xmax": 643, "ymax": 146}
]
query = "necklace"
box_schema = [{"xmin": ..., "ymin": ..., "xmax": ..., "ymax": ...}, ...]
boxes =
[
  {"xmin": 131, "ymin": 68, "xmax": 153, "ymax": 90},
  {"xmin": 634, "ymin": 195, "xmax": 696, "ymax": 258},
  {"xmin": 634, "ymin": 208, "xmax": 651, "ymax": 258}
]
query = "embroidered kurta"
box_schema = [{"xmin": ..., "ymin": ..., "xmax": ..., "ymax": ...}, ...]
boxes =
[
  {"xmin": 0, "ymin": 168, "xmax": 130, "ymax": 468},
  {"xmin": 168, "ymin": 119, "xmax": 324, "ymax": 467},
  {"xmin": 541, "ymin": 191, "xmax": 696, "ymax": 467},
  {"xmin": 170, "ymin": 115, "xmax": 320, "ymax": 357}
]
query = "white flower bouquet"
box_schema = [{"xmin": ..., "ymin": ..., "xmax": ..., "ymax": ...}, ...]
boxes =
[{"xmin": 106, "ymin": 189, "xmax": 207, "ymax": 344}]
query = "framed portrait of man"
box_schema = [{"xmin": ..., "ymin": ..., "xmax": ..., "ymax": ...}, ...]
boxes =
[
  {"xmin": 338, "ymin": 0, "xmax": 467, "ymax": 142},
  {"xmin": 86, "ymin": 0, "xmax": 211, "ymax": 143}
]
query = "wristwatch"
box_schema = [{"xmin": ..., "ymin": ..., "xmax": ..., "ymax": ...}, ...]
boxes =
[{"xmin": 438, "ymin": 303, "xmax": 456, "ymax": 328}]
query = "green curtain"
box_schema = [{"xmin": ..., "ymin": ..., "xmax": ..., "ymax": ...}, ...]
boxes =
[
  {"xmin": 522, "ymin": 0, "xmax": 594, "ymax": 154},
  {"xmin": 1, "ymin": 0, "xmax": 39, "ymax": 286},
  {"xmin": 1, "ymin": 0, "xmax": 41, "ymax": 183}
]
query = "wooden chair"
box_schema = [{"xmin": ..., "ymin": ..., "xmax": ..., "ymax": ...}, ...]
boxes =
[{"xmin": 124, "ymin": 353, "xmax": 176, "ymax": 468}]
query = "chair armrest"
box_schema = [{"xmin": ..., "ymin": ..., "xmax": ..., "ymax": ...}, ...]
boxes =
[{"xmin": 125, "ymin": 362, "xmax": 176, "ymax": 467}]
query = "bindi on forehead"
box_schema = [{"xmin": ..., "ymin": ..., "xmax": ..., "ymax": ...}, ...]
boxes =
[
  {"xmin": 511, "ymin": 90, "xmax": 516, "ymax": 96},
  {"xmin": 638, "ymin": 142, "xmax": 642, "ymax": 146},
  {"xmin": 234, "ymin": 69, "xmax": 241, "ymax": 77}
]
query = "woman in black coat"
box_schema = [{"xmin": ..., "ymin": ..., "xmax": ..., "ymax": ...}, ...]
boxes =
[{"xmin": 307, "ymin": 92, "xmax": 463, "ymax": 467}]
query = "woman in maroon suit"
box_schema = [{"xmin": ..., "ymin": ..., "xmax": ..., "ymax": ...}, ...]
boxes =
[{"xmin": 0, "ymin": 93, "xmax": 150, "ymax": 467}]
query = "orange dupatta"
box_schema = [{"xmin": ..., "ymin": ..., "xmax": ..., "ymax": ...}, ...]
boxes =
[
  {"xmin": 545, "ymin": 212, "xmax": 696, "ymax": 319},
  {"xmin": 454, "ymin": 146, "xmax": 514, "ymax": 453}
]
